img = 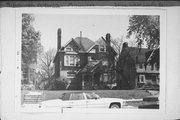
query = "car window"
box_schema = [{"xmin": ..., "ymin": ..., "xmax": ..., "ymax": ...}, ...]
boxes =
[
  {"xmin": 70, "ymin": 93, "xmax": 85, "ymax": 100},
  {"xmin": 86, "ymin": 93, "xmax": 100, "ymax": 99},
  {"xmin": 61, "ymin": 93, "xmax": 70, "ymax": 101}
]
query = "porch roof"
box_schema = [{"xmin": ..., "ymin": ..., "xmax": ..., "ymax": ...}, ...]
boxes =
[{"xmin": 80, "ymin": 60, "xmax": 101, "ymax": 73}]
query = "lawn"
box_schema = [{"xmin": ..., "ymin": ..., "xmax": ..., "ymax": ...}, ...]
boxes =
[{"xmin": 22, "ymin": 90, "xmax": 151, "ymax": 101}]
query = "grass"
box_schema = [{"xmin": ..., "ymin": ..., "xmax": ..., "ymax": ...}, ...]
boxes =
[{"xmin": 22, "ymin": 90, "xmax": 151, "ymax": 101}]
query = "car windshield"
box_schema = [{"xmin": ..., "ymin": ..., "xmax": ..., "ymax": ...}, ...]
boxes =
[{"xmin": 86, "ymin": 93, "xmax": 101, "ymax": 99}]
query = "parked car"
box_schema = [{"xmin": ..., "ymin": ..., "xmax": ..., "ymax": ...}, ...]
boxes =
[
  {"xmin": 143, "ymin": 94, "xmax": 159, "ymax": 102},
  {"xmin": 138, "ymin": 104, "xmax": 159, "ymax": 109},
  {"xmin": 39, "ymin": 92, "xmax": 126, "ymax": 109},
  {"xmin": 139, "ymin": 94, "xmax": 159, "ymax": 109}
]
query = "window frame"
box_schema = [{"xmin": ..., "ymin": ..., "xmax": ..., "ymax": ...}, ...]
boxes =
[
  {"xmin": 99, "ymin": 45, "xmax": 106, "ymax": 52},
  {"xmin": 64, "ymin": 55, "xmax": 79, "ymax": 66},
  {"xmin": 65, "ymin": 47, "xmax": 73, "ymax": 52},
  {"xmin": 139, "ymin": 75, "xmax": 145, "ymax": 83}
]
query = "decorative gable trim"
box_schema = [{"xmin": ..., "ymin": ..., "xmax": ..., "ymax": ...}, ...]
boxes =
[
  {"xmin": 63, "ymin": 38, "xmax": 81, "ymax": 50},
  {"xmin": 62, "ymin": 39, "xmax": 73, "ymax": 50},
  {"xmin": 64, "ymin": 40, "xmax": 82, "ymax": 54},
  {"xmin": 87, "ymin": 44, "xmax": 97, "ymax": 53}
]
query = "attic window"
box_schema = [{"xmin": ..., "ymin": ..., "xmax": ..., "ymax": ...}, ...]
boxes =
[
  {"xmin": 65, "ymin": 47, "xmax": 72, "ymax": 52},
  {"xmin": 99, "ymin": 45, "xmax": 106, "ymax": 52}
]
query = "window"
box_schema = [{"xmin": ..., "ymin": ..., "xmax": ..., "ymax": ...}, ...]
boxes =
[
  {"xmin": 139, "ymin": 75, "xmax": 145, "ymax": 83},
  {"xmin": 70, "ymin": 93, "xmax": 85, "ymax": 100},
  {"xmin": 86, "ymin": 93, "xmax": 100, "ymax": 99},
  {"xmin": 139, "ymin": 63, "xmax": 143, "ymax": 69},
  {"xmin": 69, "ymin": 56, "xmax": 75, "ymax": 66},
  {"xmin": 65, "ymin": 47, "xmax": 72, "ymax": 52},
  {"xmin": 65, "ymin": 56, "xmax": 69, "ymax": 66},
  {"xmin": 99, "ymin": 45, "xmax": 106, "ymax": 52},
  {"xmin": 152, "ymin": 75, "xmax": 157, "ymax": 83},
  {"xmin": 64, "ymin": 55, "xmax": 79, "ymax": 66},
  {"xmin": 88, "ymin": 56, "xmax": 92, "ymax": 61}
]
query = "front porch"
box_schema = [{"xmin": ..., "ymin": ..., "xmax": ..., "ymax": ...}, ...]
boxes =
[{"xmin": 77, "ymin": 61, "xmax": 116, "ymax": 90}]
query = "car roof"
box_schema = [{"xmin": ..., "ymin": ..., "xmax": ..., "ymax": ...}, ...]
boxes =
[{"xmin": 63, "ymin": 91, "xmax": 94, "ymax": 94}]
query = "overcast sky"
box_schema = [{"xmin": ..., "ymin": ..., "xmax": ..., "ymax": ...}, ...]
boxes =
[{"xmin": 33, "ymin": 14, "xmax": 133, "ymax": 51}]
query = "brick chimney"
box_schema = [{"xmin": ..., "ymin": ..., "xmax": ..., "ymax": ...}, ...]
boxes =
[
  {"xmin": 57, "ymin": 28, "xmax": 61, "ymax": 51},
  {"xmin": 123, "ymin": 42, "xmax": 128, "ymax": 48},
  {"xmin": 106, "ymin": 33, "xmax": 111, "ymax": 45}
]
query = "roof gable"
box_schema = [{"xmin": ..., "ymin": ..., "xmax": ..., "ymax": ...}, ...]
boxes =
[
  {"xmin": 126, "ymin": 47, "xmax": 152, "ymax": 63},
  {"xmin": 64, "ymin": 40, "xmax": 81, "ymax": 53},
  {"xmin": 95, "ymin": 37, "xmax": 117, "ymax": 56},
  {"xmin": 73, "ymin": 37, "xmax": 95, "ymax": 52}
]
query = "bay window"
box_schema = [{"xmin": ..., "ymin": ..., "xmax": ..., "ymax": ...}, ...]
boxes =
[{"xmin": 64, "ymin": 55, "xmax": 79, "ymax": 66}]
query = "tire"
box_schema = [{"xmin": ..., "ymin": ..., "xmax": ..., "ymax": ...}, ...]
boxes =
[{"xmin": 110, "ymin": 104, "xmax": 120, "ymax": 109}]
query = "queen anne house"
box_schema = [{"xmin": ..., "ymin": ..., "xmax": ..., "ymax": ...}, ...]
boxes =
[{"xmin": 53, "ymin": 29, "xmax": 117, "ymax": 90}]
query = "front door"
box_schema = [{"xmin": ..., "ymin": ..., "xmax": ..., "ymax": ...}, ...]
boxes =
[{"xmin": 84, "ymin": 75, "xmax": 93, "ymax": 90}]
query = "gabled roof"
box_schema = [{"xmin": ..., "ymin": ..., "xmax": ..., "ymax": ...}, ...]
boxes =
[
  {"xmin": 73, "ymin": 37, "xmax": 95, "ymax": 52},
  {"xmin": 94, "ymin": 37, "xmax": 117, "ymax": 56},
  {"xmin": 126, "ymin": 47, "xmax": 152, "ymax": 63}
]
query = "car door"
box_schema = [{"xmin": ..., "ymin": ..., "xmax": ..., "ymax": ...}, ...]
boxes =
[
  {"xmin": 85, "ymin": 93, "xmax": 106, "ymax": 108},
  {"xmin": 69, "ymin": 93, "xmax": 87, "ymax": 108}
]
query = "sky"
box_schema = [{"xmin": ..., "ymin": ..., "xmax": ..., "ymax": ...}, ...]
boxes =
[{"xmin": 33, "ymin": 14, "xmax": 133, "ymax": 51}]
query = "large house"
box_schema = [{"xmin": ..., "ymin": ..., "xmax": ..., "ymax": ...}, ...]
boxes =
[
  {"xmin": 53, "ymin": 29, "xmax": 117, "ymax": 90},
  {"xmin": 117, "ymin": 42, "xmax": 159, "ymax": 89}
]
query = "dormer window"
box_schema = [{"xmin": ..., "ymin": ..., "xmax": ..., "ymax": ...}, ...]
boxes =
[{"xmin": 99, "ymin": 45, "xmax": 106, "ymax": 52}]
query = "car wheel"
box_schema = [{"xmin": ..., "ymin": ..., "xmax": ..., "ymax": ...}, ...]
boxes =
[{"xmin": 110, "ymin": 104, "xmax": 120, "ymax": 109}]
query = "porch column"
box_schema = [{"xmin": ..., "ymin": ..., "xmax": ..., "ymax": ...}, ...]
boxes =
[{"xmin": 92, "ymin": 73, "xmax": 94, "ymax": 88}]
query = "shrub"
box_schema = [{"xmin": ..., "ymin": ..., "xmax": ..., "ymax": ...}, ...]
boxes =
[{"xmin": 52, "ymin": 80, "xmax": 66, "ymax": 90}]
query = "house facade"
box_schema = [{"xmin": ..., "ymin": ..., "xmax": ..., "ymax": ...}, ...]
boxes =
[
  {"xmin": 53, "ymin": 29, "xmax": 117, "ymax": 90},
  {"xmin": 117, "ymin": 42, "xmax": 159, "ymax": 89}
]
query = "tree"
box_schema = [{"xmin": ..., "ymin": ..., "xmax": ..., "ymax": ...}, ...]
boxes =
[
  {"xmin": 38, "ymin": 48, "xmax": 56, "ymax": 90},
  {"xmin": 22, "ymin": 14, "xmax": 42, "ymax": 84},
  {"xmin": 127, "ymin": 15, "xmax": 160, "ymax": 49},
  {"xmin": 127, "ymin": 15, "xmax": 160, "ymax": 68},
  {"xmin": 110, "ymin": 36, "xmax": 124, "ymax": 61}
]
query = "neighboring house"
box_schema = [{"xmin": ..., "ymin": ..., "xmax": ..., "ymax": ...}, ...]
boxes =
[
  {"xmin": 53, "ymin": 29, "xmax": 117, "ymax": 90},
  {"xmin": 117, "ymin": 42, "xmax": 159, "ymax": 89}
]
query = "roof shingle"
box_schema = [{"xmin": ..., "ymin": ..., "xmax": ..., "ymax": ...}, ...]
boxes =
[
  {"xmin": 127, "ymin": 47, "xmax": 152, "ymax": 63},
  {"xmin": 73, "ymin": 37, "xmax": 95, "ymax": 52}
]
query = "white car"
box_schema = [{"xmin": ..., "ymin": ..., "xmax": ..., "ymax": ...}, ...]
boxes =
[{"xmin": 39, "ymin": 92, "xmax": 126, "ymax": 109}]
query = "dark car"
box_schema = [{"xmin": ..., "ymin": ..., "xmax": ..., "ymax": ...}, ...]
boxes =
[{"xmin": 139, "ymin": 94, "xmax": 159, "ymax": 109}]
